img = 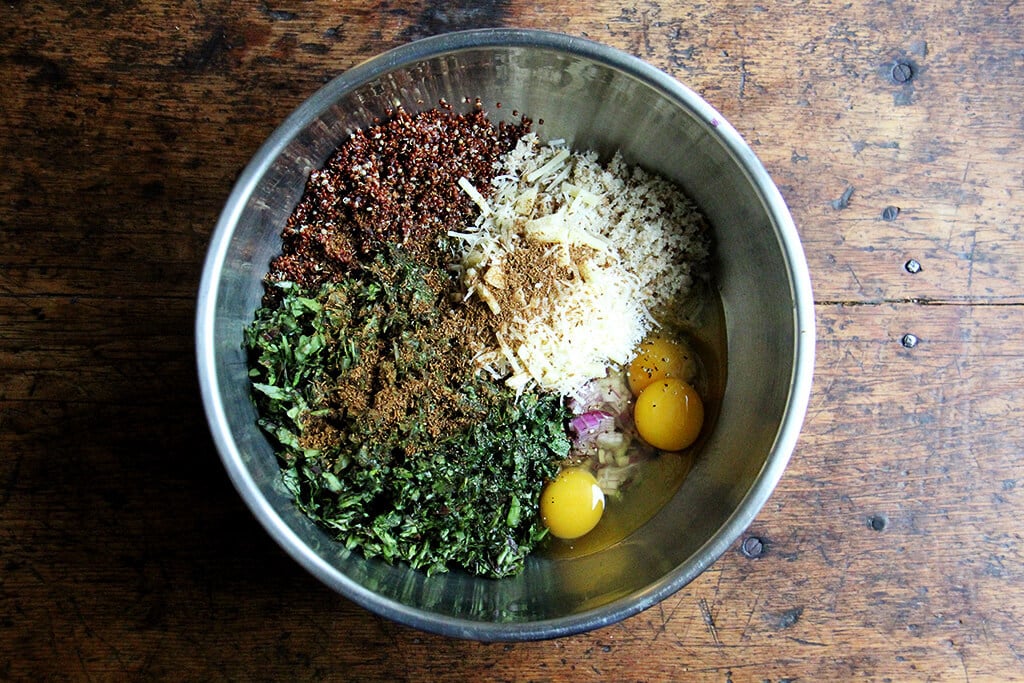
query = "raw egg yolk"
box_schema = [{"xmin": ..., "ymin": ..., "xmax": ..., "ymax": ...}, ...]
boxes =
[
  {"xmin": 540, "ymin": 468, "xmax": 605, "ymax": 540},
  {"xmin": 634, "ymin": 378, "xmax": 704, "ymax": 451},
  {"xmin": 627, "ymin": 335, "xmax": 696, "ymax": 395}
]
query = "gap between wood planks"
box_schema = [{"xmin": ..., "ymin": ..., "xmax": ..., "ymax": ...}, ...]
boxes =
[{"xmin": 815, "ymin": 298, "xmax": 1023, "ymax": 306}]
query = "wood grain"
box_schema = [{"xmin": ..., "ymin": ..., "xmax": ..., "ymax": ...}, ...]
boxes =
[{"xmin": 2, "ymin": 0, "xmax": 1022, "ymax": 680}]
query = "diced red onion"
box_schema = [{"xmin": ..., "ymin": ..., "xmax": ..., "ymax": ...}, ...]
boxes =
[
  {"xmin": 571, "ymin": 375, "xmax": 628, "ymax": 414},
  {"xmin": 569, "ymin": 410, "xmax": 615, "ymax": 437},
  {"xmin": 569, "ymin": 410, "xmax": 617, "ymax": 452}
]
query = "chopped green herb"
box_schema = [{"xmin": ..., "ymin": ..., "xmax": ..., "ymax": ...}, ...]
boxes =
[{"xmin": 245, "ymin": 248, "xmax": 570, "ymax": 577}]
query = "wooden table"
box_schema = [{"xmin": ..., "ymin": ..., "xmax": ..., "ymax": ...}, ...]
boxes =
[{"xmin": 3, "ymin": 1, "xmax": 1022, "ymax": 679}]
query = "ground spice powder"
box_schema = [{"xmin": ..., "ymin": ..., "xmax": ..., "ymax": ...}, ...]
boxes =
[{"xmin": 460, "ymin": 239, "xmax": 601, "ymax": 375}]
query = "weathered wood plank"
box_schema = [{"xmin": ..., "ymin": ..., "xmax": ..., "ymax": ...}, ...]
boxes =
[
  {"xmin": 2, "ymin": 0, "xmax": 1023, "ymax": 680},
  {"xmin": 3, "ymin": 302, "xmax": 1022, "ymax": 680},
  {"xmin": 576, "ymin": 0, "xmax": 1024, "ymax": 304},
  {"xmin": 3, "ymin": 1, "xmax": 1022, "ymax": 302}
]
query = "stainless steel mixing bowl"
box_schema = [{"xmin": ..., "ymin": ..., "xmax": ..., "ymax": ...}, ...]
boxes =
[{"xmin": 196, "ymin": 28, "xmax": 814, "ymax": 640}]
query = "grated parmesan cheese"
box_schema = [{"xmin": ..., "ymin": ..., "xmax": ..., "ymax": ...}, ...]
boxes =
[
  {"xmin": 454, "ymin": 134, "xmax": 710, "ymax": 398},
  {"xmin": 457, "ymin": 176, "xmax": 491, "ymax": 217}
]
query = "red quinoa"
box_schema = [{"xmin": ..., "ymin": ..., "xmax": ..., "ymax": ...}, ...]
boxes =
[{"xmin": 268, "ymin": 102, "xmax": 531, "ymax": 289}]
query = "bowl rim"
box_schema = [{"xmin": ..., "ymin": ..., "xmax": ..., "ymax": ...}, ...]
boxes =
[{"xmin": 196, "ymin": 27, "xmax": 815, "ymax": 641}]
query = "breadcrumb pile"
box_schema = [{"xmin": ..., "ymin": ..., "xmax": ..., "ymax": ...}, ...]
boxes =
[{"xmin": 452, "ymin": 134, "xmax": 710, "ymax": 398}]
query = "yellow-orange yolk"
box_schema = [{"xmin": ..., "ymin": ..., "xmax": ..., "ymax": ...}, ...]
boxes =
[
  {"xmin": 634, "ymin": 378, "xmax": 704, "ymax": 451},
  {"xmin": 540, "ymin": 468, "xmax": 605, "ymax": 540},
  {"xmin": 627, "ymin": 335, "xmax": 696, "ymax": 395}
]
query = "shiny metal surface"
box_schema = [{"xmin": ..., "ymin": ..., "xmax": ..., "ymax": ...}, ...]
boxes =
[{"xmin": 196, "ymin": 29, "xmax": 814, "ymax": 641}]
